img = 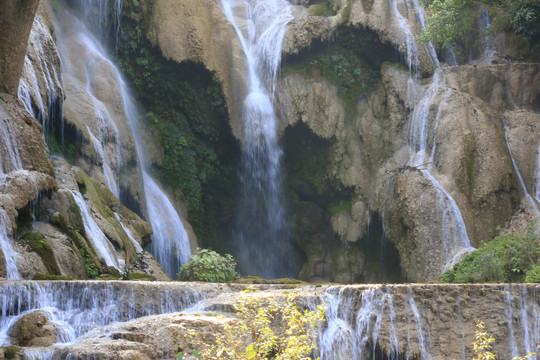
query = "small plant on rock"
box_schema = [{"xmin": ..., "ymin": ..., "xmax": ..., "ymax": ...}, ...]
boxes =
[{"xmin": 177, "ymin": 248, "xmax": 237, "ymax": 282}]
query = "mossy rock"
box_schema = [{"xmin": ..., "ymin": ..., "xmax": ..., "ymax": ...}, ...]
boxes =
[
  {"xmin": 32, "ymin": 273, "xmax": 74, "ymax": 281},
  {"xmin": 233, "ymin": 276, "xmax": 306, "ymax": 285},
  {"xmin": 22, "ymin": 233, "xmax": 61, "ymax": 275},
  {"xmin": 97, "ymin": 274, "xmax": 121, "ymax": 280},
  {"xmin": 127, "ymin": 272, "xmax": 156, "ymax": 281},
  {"xmin": 1, "ymin": 345, "xmax": 21, "ymax": 360}
]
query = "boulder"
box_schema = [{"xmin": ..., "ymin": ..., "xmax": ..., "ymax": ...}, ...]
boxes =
[{"xmin": 9, "ymin": 310, "xmax": 57, "ymax": 347}]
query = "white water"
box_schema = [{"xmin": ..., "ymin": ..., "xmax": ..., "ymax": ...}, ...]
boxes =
[
  {"xmin": 53, "ymin": 3, "xmax": 192, "ymax": 278},
  {"xmin": 69, "ymin": 190, "xmax": 121, "ymax": 269},
  {"xmin": 503, "ymin": 124, "xmax": 540, "ymax": 214},
  {"xmin": 143, "ymin": 173, "xmax": 191, "ymax": 275},
  {"xmin": 0, "ymin": 107, "xmax": 22, "ymax": 280},
  {"xmin": 535, "ymin": 144, "xmax": 540, "ymax": 202},
  {"xmin": 390, "ymin": 0, "xmax": 474, "ymax": 271},
  {"xmin": 18, "ymin": 16, "xmax": 64, "ymax": 137},
  {"xmin": 0, "ymin": 281, "xmax": 204, "ymax": 350},
  {"xmin": 114, "ymin": 213, "xmax": 143, "ymax": 252},
  {"xmin": 318, "ymin": 285, "xmax": 540, "ymax": 359},
  {"xmin": 221, "ymin": 0, "xmax": 296, "ymax": 278}
]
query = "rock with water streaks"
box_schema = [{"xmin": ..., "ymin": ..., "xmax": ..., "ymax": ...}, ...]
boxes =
[{"xmin": 9, "ymin": 310, "xmax": 57, "ymax": 347}]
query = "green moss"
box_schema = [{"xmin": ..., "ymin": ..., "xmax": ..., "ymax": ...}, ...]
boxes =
[
  {"xmin": 127, "ymin": 272, "xmax": 156, "ymax": 281},
  {"xmin": 441, "ymin": 227, "xmax": 540, "ymax": 283},
  {"xmin": 282, "ymin": 25, "xmax": 397, "ymax": 113},
  {"xmin": 74, "ymin": 169, "xmax": 138, "ymax": 264},
  {"xmin": 2, "ymin": 346, "xmax": 19, "ymax": 360},
  {"xmin": 232, "ymin": 276, "xmax": 306, "ymax": 284},
  {"xmin": 22, "ymin": 233, "xmax": 61, "ymax": 275},
  {"xmin": 97, "ymin": 274, "xmax": 121, "ymax": 280},
  {"xmin": 308, "ymin": 3, "xmax": 336, "ymax": 16},
  {"xmin": 329, "ymin": 200, "xmax": 352, "ymax": 217},
  {"xmin": 32, "ymin": 273, "xmax": 74, "ymax": 280}
]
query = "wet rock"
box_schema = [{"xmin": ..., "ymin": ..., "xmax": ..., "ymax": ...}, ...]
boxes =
[{"xmin": 9, "ymin": 310, "xmax": 57, "ymax": 347}]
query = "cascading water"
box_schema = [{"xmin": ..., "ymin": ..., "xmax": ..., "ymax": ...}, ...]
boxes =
[
  {"xmin": 0, "ymin": 281, "xmax": 204, "ymax": 353},
  {"xmin": 318, "ymin": 284, "xmax": 540, "ymax": 359},
  {"xmin": 18, "ymin": 16, "xmax": 64, "ymax": 139},
  {"xmin": 0, "ymin": 107, "xmax": 22, "ymax": 280},
  {"xmin": 52, "ymin": 3, "xmax": 191, "ymax": 277},
  {"xmin": 503, "ymin": 123, "xmax": 540, "ymax": 214},
  {"xmin": 221, "ymin": 0, "xmax": 296, "ymax": 278},
  {"xmin": 536, "ymin": 146, "xmax": 540, "ymax": 202},
  {"xmin": 390, "ymin": 0, "xmax": 474, "ymax": 271}
]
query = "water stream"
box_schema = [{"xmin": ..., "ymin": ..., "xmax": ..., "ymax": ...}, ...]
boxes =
[
  {"xmin": 390, "ymin": 0, "xmax": 474, "ymax": 271},
  {"xmin": 221, "ymin": 0, "xmax": 296, "ymax": 278},
  {"xmin": 0, "ymin": 107, "xmax": 23, "ymax": 280},
  {"xmin": 0, "ymin": 281, "xmax": 204, "ymax": 352}
]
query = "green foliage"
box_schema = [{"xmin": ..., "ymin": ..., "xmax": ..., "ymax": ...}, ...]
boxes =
[
  {"xmin": 421, "ymin": 0, "xmax": 540, "ymax": 48},
  {"xmin": 441, "ymin": 227, "xmax": 540, "ymax": 283},
  {"xmin": 68, "ymin": 202, "xmax": 80, "ymax": 215},
  {"xmin": 185, "ymin": 289, "xmax": 325, "ymax": 359},
  {"xmin": 117, "ymin": 4, "xmax": 240, "ymax": 244},
  {"xmin": 177, "ymin": 248, "xmax": 237, "ymax": 282},
  {"xmin": 79, "ymin": 248, "xmax": 101, "ymax": 278},
  {"xmin": 524, "ymin": 264, "xmax": 540, "ymax": 283}
]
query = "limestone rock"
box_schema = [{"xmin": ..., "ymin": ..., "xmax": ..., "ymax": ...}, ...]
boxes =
[
  {"xmin": 145, "ymin": 0, "xmax": 245, "ymax": 138},
  {"xmin": 0, "ymin": 0, "xmax": 40, "ymax": 95},
  {"xmin": 9, "ymin": 310, "xmax": 57, "ymax": 347}
]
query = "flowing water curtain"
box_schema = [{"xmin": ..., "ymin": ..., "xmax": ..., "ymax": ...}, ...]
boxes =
[
  {"xmin": 51, "ymin": 3, "xmax": 192, "ymax": 276},
  {"xmin": 221, "ymin": 0, "xmax": 297, "ymax": 278}
]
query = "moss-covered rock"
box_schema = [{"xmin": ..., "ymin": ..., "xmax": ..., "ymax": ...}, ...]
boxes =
[{"xmin": 21, "ymin": 232, "xmax": 61, "ymax": 275}]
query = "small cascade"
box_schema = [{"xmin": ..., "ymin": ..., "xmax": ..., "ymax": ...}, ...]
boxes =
[
  {"xmin": 318, "ymin": 285, "xmax": 540, "ymax": 359},
  {"xmin": 535, "ymin": 144, "xmax": 540, "ymax": 202},
  {"xmin": 143, "ymin": 173, "xmax": 191, "ymax": 276},
  {"xmin": 54, "ymin": 14, "xmax": 123, "ymax": 198},
  {"xmin": 390, "ymin": 0, "xmax": 474, "ymax": 272},
  {"xmin": 18, "ymin": 16, "xmax": 64, "ymax": 139},
  {"xmin": 0, "ymin": 281, "xmax": 204, "ymax": 349},
  {"xmin": 0, "ymin": 107, "xmax": 22, "ymax": 280},
  {"xmin": 479, "ymin": 7, "xmax": 497, "ymax": 62},
  {"xmin": 68, "ymin": 0, "xmax": 124, "ymax": 53},
  {"xmin": 69, "ymin": 190, "xmax": 122, "ymax": 269},
  {"xmin": 221, "ymin": 0, "xmax": 296, "ymax": 278},
  {"xmin": 53, "ymin": 5, "xmax": 192, "ymax": 276},
  {"xmin": 114, "ymin": 213, "xmax": 143, "ymax": 252},
  {"xmin": 503, "ymin": 124, "xmax": 540, "ymax": 213}
]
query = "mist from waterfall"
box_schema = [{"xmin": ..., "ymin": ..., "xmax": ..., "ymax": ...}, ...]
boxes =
[{"xmin": 221, "ymin": 0, "xmax": 296, "ymax": 278}]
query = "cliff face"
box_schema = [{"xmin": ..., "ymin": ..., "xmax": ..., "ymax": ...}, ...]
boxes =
[{"xmin": 0, "ymin": 0, "xmax": 40, "ymax": 95}]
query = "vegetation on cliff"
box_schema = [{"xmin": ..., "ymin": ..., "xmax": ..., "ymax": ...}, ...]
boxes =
[
  {"xmin": 177, "ymin": 248, "xmax": 237, "ymax": 283},
  {"xmin": 116, "ymin": 2, "xmax": 240, "ymax": 247},
  {"xmin": 441, "ymin": 226, "xmax": 540, "ymax": 283},
  {"xmin": 421, "ymin": 0, "xmax": 540, "ymax": 50}
]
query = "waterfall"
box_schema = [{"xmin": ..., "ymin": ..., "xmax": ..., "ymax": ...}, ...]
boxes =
[
  {"xmin": 69, "ymin": 189, "xmax": 122, "ymax": 269},
  {"xmin": 221, "ymin": 0, "xmax": 296, "ymax": 278},
  {"xmin": 53, "ymin": 4, "xmax": 191, "ymax": 277},
  {"xmin": 0, "ymin": 107, "xmax": 22, "ymax": 280},
  {"xmin": 390, "ymin": 0, "xmax": 474, "ymax": 271},
  {"xmin": 0, "ymin": 281, "xmax": 204, "ymax": 349},
  {"xmin": 535, "ymin": 144, "xmax": 540, "ymax": 202},
  {"xmin": 317, "ymin": 284, "xmax": 540, "ymax": 359},
  {"xmin": 18, "ymin": 16, "xmax": 64, "ymax": 139},
  {"xmin": 503, "ymin": 124, "xmax": 539, "ymax": 213}
]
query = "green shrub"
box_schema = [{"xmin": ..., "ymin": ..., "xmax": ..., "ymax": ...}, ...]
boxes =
[
  {"xmin": 32, "ymin": 273, "xmax": 74, "ymax": 281},
  {"xmin": 177, "ymin": 248, "xmax": 237, "ymax": 282},
  {"xmin": 441, "ymin": 228, "xmax": 540, "ymax": 283},
  {"xmin": 525, "ymin": 265, "xmax": 540, "ymax": 283}
]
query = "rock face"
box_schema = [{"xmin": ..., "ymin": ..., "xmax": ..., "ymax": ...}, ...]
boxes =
[
  {"xmin": 143, "ymin": 0, "xmax": 246, "ymax": 138},
  {"xmin": 0, "ymin": 0, "xmax": 40, "ymax": 95}
]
